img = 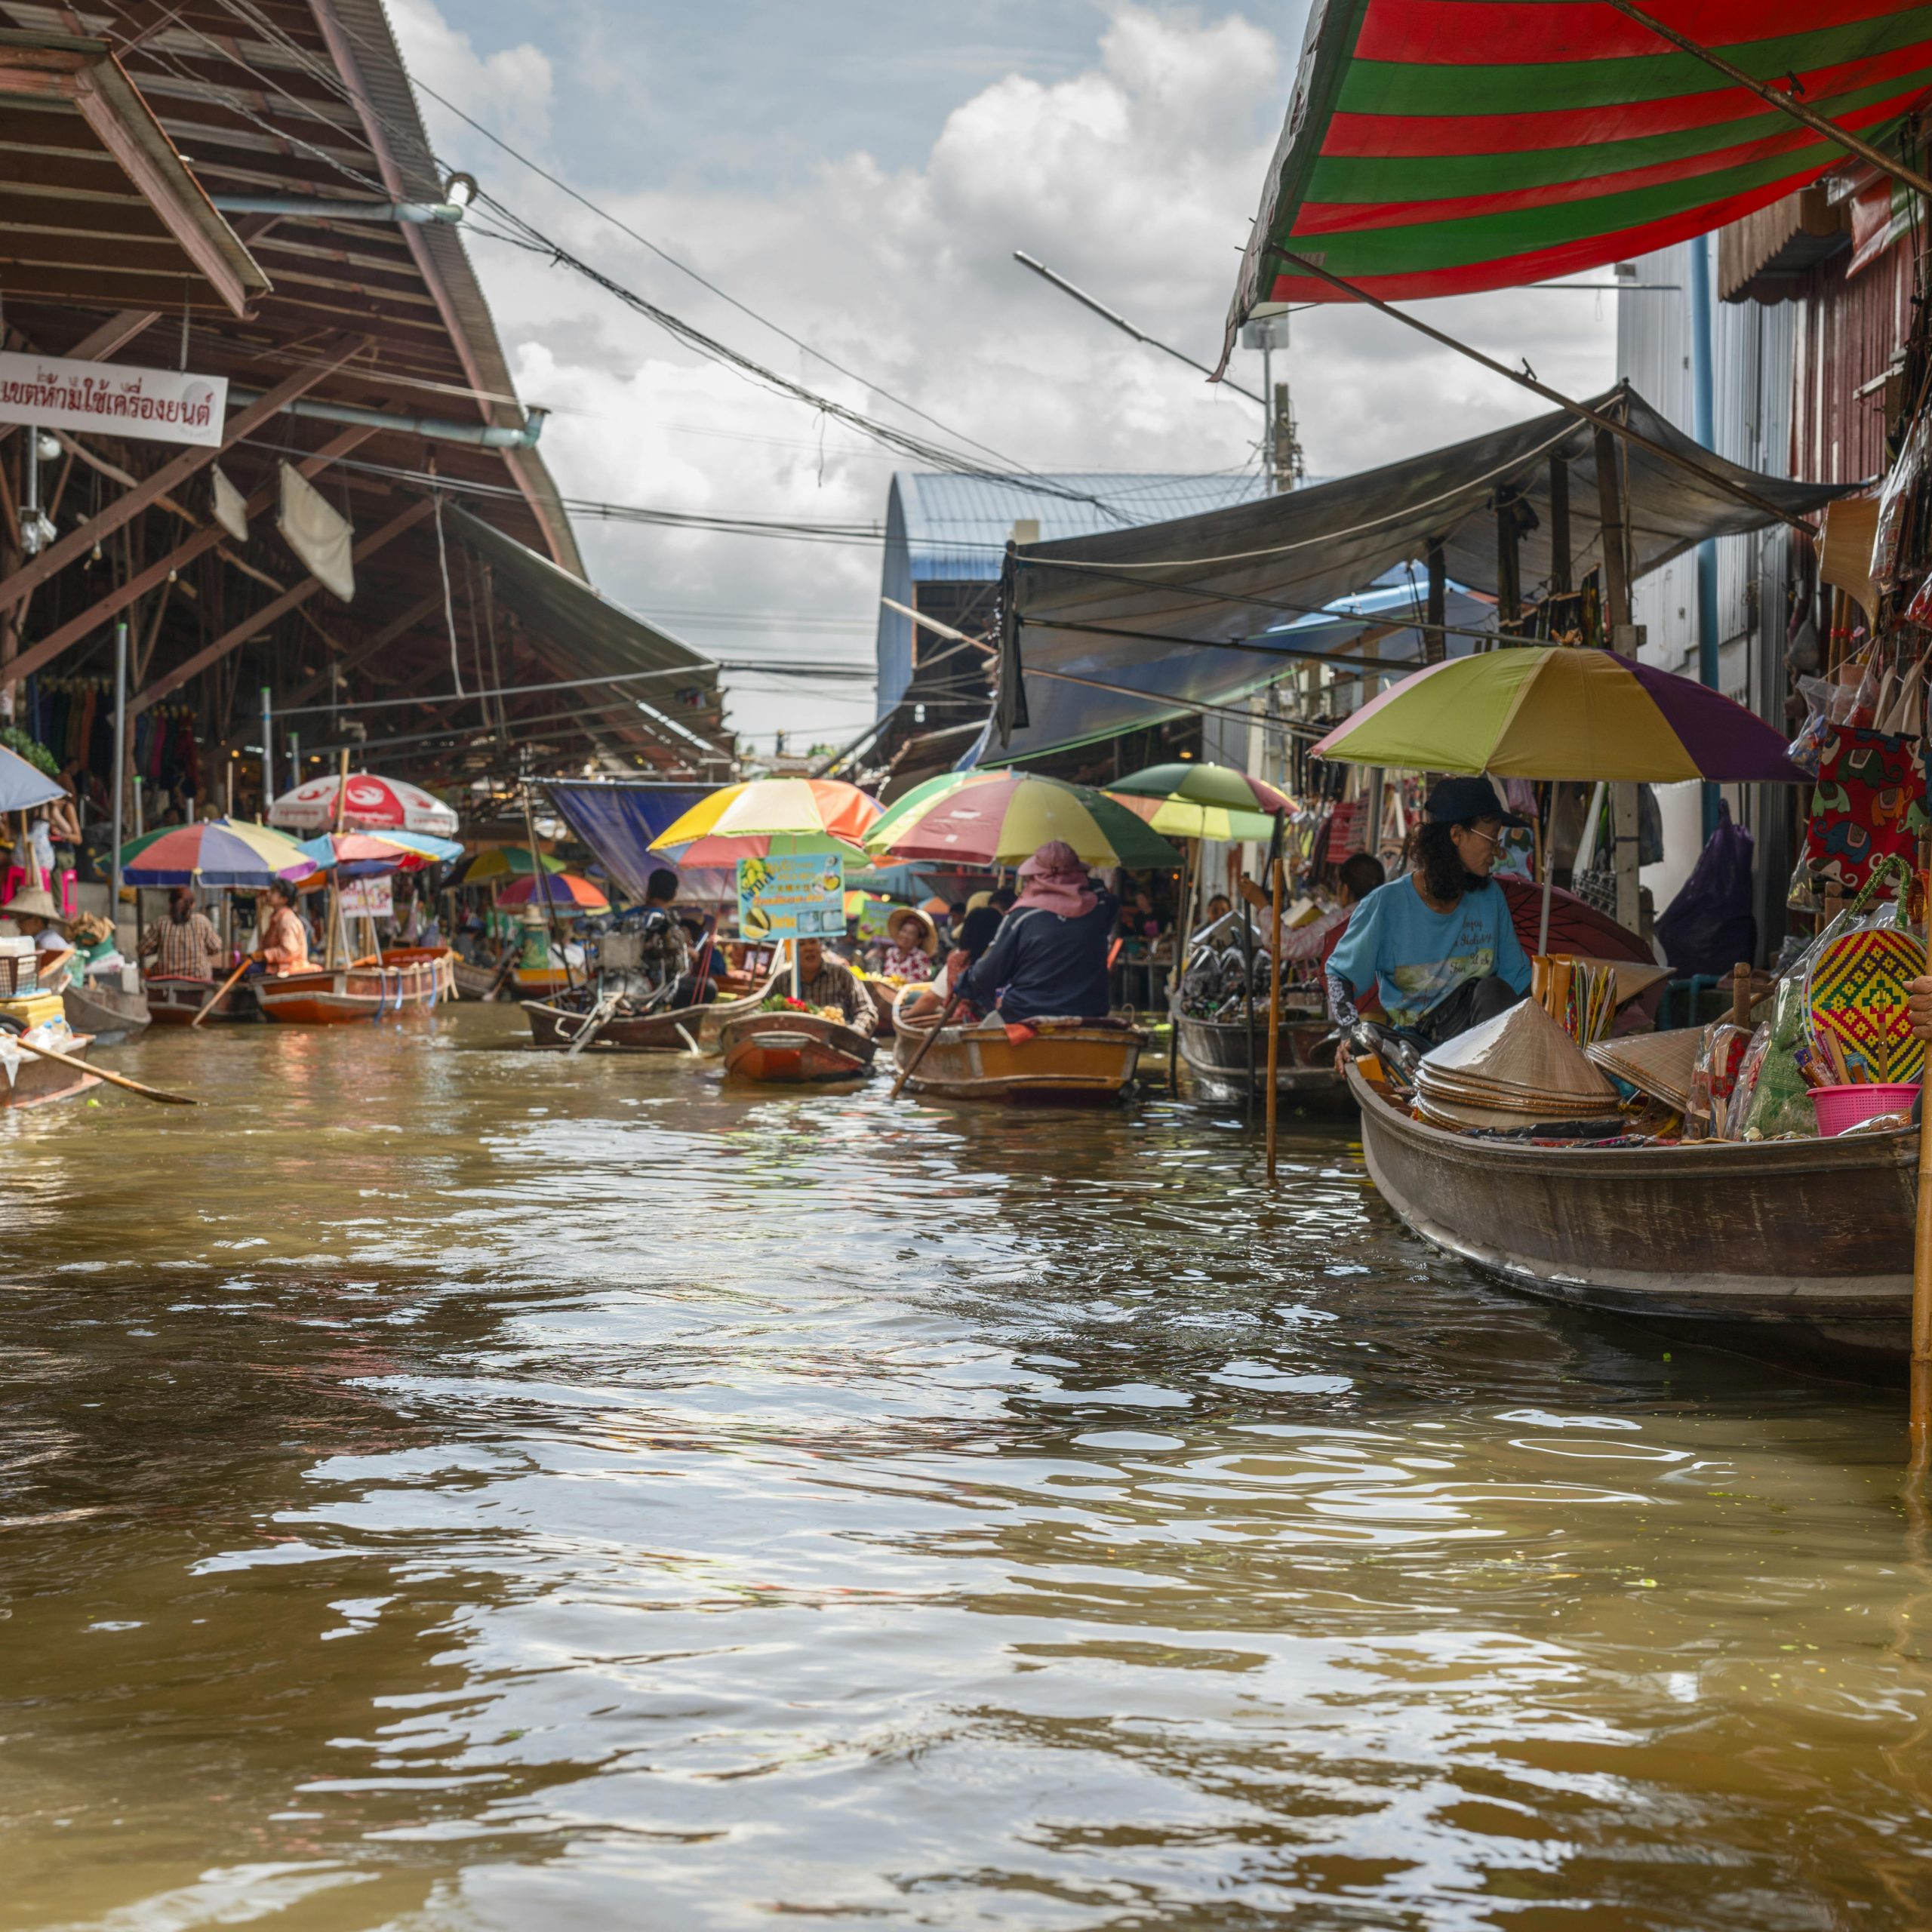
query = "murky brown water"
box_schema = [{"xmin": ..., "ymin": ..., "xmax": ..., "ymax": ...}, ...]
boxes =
[{"xmin": 3, "ymin": 1006, "xmax": 1930, "ymax": 1929}]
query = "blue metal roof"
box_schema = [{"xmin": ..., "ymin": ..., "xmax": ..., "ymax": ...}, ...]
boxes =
[{"xmin": 878, "ymin": 470, "xmax": 1272, "ymax": 713}]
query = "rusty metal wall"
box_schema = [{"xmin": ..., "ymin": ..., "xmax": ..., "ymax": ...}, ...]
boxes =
[{"xmin": 1789, "ymin": 241, "xmax": 1916, "ymax": 486}]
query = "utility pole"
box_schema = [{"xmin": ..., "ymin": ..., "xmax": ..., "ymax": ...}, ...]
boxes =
[{"xmin": 1240, "ymin": 313, "xmax": 1300, "ymax": 493}]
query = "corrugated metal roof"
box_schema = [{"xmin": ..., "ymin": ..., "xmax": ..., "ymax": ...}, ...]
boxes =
[
  {"xmin": 892, "ymin": 471, "xmax": 1272, "ymax": 582},
  {"xmin": 877, "ymin": 471, "xmax": 1272, "ymax": 715}
]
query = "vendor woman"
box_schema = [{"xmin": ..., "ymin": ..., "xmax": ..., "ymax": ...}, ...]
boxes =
[{"xmin": 1328, "ymin": 775, "xmax": 1531, "ymax": 1057}]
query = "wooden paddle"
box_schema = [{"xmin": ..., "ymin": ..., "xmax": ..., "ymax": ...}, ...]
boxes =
[
  {"xmin": 191, "ymin": 957, "xmax": 252, "ymax": 1028},
  {"xmin": 5, "ymin": 1030, "xmax": 196, "ymax": 1105},
  {"xmin": 890, "ymin": 987, "xmax": 964, "ymax": 1100}
]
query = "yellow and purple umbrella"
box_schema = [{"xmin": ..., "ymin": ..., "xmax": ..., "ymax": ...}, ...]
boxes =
[
  {"xmin": 866, "ymin": 770, "xmax": 1180, "ymax": 869},
  {"xmin": 118, "ymin": 817, "xmax": 312, "ymax": 887},
  {"xmin": 649, "ymin": 777, "xmax": 882, "ymax": 865},
  {"xmin": 1108, "ymin": 761, "xmax": 1296, "ymax": 843},
  {"xmin": 1311, "ymin": 646, "xmax": 1802, "ymax": 781}
]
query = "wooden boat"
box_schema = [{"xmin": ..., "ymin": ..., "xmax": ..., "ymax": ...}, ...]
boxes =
[
  {"xmin": 62, "ymin": 979, "xmax": 150, "ymax": 1044},
  {"xmin": 1347, "ymin": 1063, "xmax": 1912, "ymax": 1379},
  {"xmin": 1177, "ymin": 1010, "xmax": 1349, "ymax": 1107},
  {"xmin": 523, "ymin": 967, "xmax": 782, "ymax": 1054},
  {"xmin": 891, "ymin": 1004, "xmax": 1148, "ymax": 1102},
  {"xmin": 720, "ymin": 1011, "xmax": 878, "ymax": 1083},
  {"xmin": 144, "ymin": 974, "xmax": 261, "ymax": 1026},
  {"xmin": 2, "ymin": 1028, "xmax": 98, "ymax": 1108},
  {"xmin": 451, "ymin": 956, "xmax": 511, "ymax": 1001},
  {"xmin": 257, "ymin": 947, "xmax": 454, "ymax": 1026}
]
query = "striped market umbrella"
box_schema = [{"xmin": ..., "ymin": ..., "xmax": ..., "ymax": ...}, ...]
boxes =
[
  {"xmin": 497, "ymin": 871, "xmax": 609, "ymax": 913},
  {"xmin": 649, "ymin": 777, "xmax": 881, "ymax": 865},
  {"xmin": 866, "ymin": 770, "xmax": 1181, "ymax": 869},
  {"xmin": 119, "ymin": 817, "xmax": 312, "ymax": 887},
  {"xmin": 1229, "ymin": 2, "xmax": 1932, "ymax": 317},
  {"xmin": 447, "ymin": 846, "xmax": 566, "ymax": 888},
  {"xmin": 1109, "ymin": 761, "xmax": 1295, "ymax": 842},
  {"xmin": 1310, "ymin": 647, "xmax": 1803, "ymax": 782},
  {"xmin": 294, "ymin": 829, "xmax": 465, "ymax": 881}
]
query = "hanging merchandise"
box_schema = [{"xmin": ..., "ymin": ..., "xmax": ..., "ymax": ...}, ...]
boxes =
[
  {"xmin": 1803, "ymin": 899, "xmax": 1925, "ymax": 1088},
  {"xmin": 1799, "ymin": 724, "xmax": 1928, "ymax": 897}
]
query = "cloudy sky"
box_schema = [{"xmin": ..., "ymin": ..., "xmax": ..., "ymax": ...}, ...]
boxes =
[{"xmin": 389, "ymin": 0, "xmax": 1617, "ymax": 752}]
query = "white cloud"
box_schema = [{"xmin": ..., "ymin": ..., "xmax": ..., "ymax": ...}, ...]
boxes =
[{"xmin": 392, "ymin": 3, "xmax": 1614, "ymax": 749}]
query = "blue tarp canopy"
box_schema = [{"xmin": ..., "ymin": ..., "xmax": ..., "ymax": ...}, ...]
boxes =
[{"xmin": 543, "ymin": 780, "xmax": 733, "ymax": 903}]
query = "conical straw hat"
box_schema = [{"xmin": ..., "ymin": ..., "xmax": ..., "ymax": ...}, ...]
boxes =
[
  {"xmin": 1416, "ymin": 1072, "xmax": 1586, "ymax": 1113},
  {"xmin": 1420, "ymin": 994, "xmax": 1619, "ymax": 1106},
  {"xmin": 1415, "ymin": 1091, "xmax": 1623, "ymax": 1133},
  {"xmin": 1586, "ymin": 1027, "xmax": 1701, "ymax": 1111}
]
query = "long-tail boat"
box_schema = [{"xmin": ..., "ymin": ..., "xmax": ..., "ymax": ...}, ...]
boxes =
[
  {"xmin": 522, "ymin": 968, "xmax": 780, "ymax": 1054},
  {"xmin": 720, "ymin": 1011, "xmax": 878, "ymax": 1083},
  {"xmin": 892, "ymin": 1002, "xmax": 1148, "ymax": 1102},
  {"xmin": 1347, "ymin": 1063, "xmax": 1911, "ymax": 1380},
  {"xmin": 256, "ymin": 947, "xmax": 453, "ymax": 1025}
]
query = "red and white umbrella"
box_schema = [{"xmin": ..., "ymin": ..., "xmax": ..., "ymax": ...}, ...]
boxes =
[{"xmin": 267, "ymin": 771, "xmax": 460, "ymax": 838}]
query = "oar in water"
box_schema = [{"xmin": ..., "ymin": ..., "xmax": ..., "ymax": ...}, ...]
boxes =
[
  {"xmin": 5, "ymin": 1030, "xmax": 196, "ymax": 1105},
  {"xmin": 889, "ymin": 987, "xmax": 964, "ymax": 1100},
  {"xmin": 191, "ymin": 957, "xmax": 253, "ymax": 1029}
]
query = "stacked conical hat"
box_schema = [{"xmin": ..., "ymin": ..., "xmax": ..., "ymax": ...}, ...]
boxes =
[
  {"xmin": 1586, "ymin": 1026, "xmax": 1701, "ymax": 1112},
  {"xmin": 1414, "ymin": 995, "xmax": 1622, "ymax": 1130}
]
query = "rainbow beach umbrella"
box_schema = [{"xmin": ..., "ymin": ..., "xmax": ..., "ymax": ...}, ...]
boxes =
[
  {"xmin": 649, "ymin": 777, "xmax": 881, "ymax": 865},
  {"xmin": 447, "ymin": 846, "xmax": 566, "ymax": 888},
  {"xmin": 119, "ymin": 817, "xmax": 312, "ymax": 887},
  {"xmin": 1311, "ymin": 647, "xmax": 1803, "ymax": 782},
  {"xmin": 1108, "ymin": 761, "xmax": 1295, "ymax": 843},
  {"xmin": 866, "ymin": 770, "xmax": 1181, "ymax": 869},
  {"xmin": 497, "ymin": 871, "xmax": 609, "ymax": 913},
  {"xmin": 293, "ymin": 829, "xmax": 464, "ymax": 881}
]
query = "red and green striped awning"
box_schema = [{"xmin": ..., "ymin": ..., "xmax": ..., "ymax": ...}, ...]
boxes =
[{"xmin": 1227, "ymin": 0, "xmax": 1932, "ymax": 328}]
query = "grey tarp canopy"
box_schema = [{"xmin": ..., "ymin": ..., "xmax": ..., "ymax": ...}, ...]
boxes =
[{"xmin": 993, "ymin": 384, "xmax": 1846, "ymax": 762}]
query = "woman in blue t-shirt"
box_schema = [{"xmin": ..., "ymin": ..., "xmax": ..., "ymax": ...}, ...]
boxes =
[{"xmin": 1327, "ymin": 775, "xmax": 1531, "ymax": 1060}]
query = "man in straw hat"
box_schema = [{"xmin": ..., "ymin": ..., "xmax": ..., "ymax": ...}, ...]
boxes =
[{"xmin": 1328, "ymin": 776, "xmax": 1531, "ymax": 1061}]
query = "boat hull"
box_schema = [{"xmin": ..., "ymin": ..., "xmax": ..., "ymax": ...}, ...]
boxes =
[
  {"xmin": 144, "ymin": 975, "xmax": 260, "ymax": 1026},
  {"xmin": 2, "ymin": 1030, "xmax": 97, "ymax": 1108},
  {"xmin": 63, "ymin": 982, "xmax": 150, "ymax": 1044},
  {"xmin": 721, "ymin": 1013, "xmax": 877, "ymax": 1083},
  {"xmin": 523, "ymin": 970, "xmax": 781, "ymax": 1054},
  {"xmin": 1348, "ymin": 1065, "xmax": 1912, "ymax": 1377},
  {"xmin": 892, "ymin": 1008, "xmax": 1148, "ymax": 1102},
  {"xmin": 451, "ymin": 958, "xmax": 509, "ymax": 1001},
  {"xmin": 1177, "ymin": 1013, "xmax": 1349, "ymax": 1107},
  {"xmin": 257, "ymin": 949, "xmax": 452, "ymax": 1026}
]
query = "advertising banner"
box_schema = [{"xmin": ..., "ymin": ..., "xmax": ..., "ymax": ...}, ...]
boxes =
[
  {"xmin": 0, "ymin": 352, "xmax": 227, "ymax": 445},
  {"xmin": 737, "ymin": 853, "xmax": 845, "ymax": 940}
]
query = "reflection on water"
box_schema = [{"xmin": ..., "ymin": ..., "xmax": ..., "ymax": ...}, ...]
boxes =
[{"xmin": 2, "ymin": 1008, "xmax": 1929, "ymax": 1929}]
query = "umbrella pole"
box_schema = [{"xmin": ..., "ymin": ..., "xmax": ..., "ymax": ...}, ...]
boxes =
[
  {"xmin": 1238, "ymin": 889, "xmax": 1257, "ymax": 1124},
  {"xmin": 520, "ymin": 782, "xmax": 572, "ymax": 995},
  {"xmin": 1265, "ymin": 811, "xmax": 1286, "ymax": 1182},
  {"xmin": 1537, "ymin": 800, "xmax": 1555, "ymax": 959},
  {"xmin": 110, "ymin": 619, "xmax": 127, "ymax": 913},
  {"xmin": 1168, "ymin": 839, "xmax": 1192, "ymax": 1092}
]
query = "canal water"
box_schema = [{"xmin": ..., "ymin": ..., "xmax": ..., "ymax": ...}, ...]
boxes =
[{"xmin": 2, "ymin": 1007, "xmax": 1928, "ymax": 1930}]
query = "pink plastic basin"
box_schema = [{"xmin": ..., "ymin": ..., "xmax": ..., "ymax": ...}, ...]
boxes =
[{"xmin": 1810, "ymin": 1081, "xmax": 1920, "ymax": 1137}]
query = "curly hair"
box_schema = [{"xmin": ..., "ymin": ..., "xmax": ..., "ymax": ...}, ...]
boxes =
[{"xmin": 1405, "ymin": 820, "xmax": 1492, "ymax": 905}]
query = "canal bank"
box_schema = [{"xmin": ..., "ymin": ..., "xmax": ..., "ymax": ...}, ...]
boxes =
[{"xmin": 2, "ymin": 1009, "xmax": 1927, "ymax": 1927}]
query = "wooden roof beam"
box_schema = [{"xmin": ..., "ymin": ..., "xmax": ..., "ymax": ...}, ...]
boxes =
[
  {"xmin": 134, "ymin": 492, "xmax": 433, "ymax": 712},
  {"xmin": 1, "ymin": 420, "xmax": 374, "ymax": 687}
]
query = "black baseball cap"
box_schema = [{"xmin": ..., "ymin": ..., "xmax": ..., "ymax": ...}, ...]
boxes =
[{"xmin": 1423, "ymin": 775, "xmax": 1529, "ymax": 828}]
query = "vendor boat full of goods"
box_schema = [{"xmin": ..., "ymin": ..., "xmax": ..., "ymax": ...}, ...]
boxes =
[
  {"xmin": 721, "ymin": 998, "xmax": 878, "ymax": 1083},
  {"xmin": 1349, "ymin": 903, "xmax": 1928, "ymax": 1379},
  {"xmin": 0, "ymin": 941, "xmax": 97, "ymax": 1108}
]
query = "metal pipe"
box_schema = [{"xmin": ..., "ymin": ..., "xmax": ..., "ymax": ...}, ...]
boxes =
[
  {"xmin": 1689, "ymin": 232, "xmax": 1721, "ymax": 843},
  {"xmin": 211, "ymin": 195, "xmax": 466, "ymax": 224},
  {"xmin": 111, "ymin": 620, "xmax": 127, "ymax": 909},
  {"xmin": 260, "ymin": 687, "xmax": 273, "ymax": 809},
  {"xmin": 227, "ymin": 391, "xmax": 548, "ymax": 449}
]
